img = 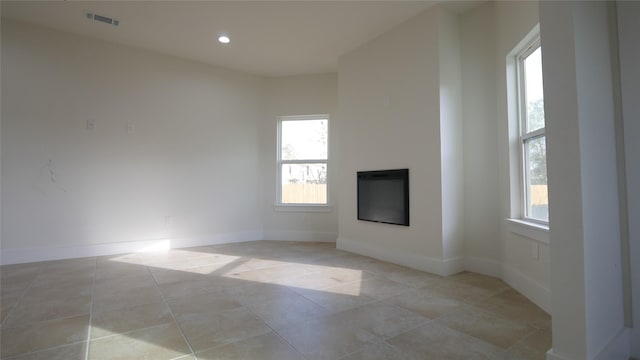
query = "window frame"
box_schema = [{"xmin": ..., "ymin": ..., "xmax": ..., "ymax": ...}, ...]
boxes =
[
  {"xmin": 276, "ymin": 114, "xmax": 330, "ymax": 208},
  {"xmin": 516, "ymin": 38, "xmax": 548, "ymax": 226}
]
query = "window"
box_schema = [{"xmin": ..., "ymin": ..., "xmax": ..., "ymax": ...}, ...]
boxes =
[
  {"xmin": 277, "ymin": 115, "xmax": 329, "ymax": 205},
  {"xmin": 517, "ymin": 40, "xmax": 548, "ymax": 223}
]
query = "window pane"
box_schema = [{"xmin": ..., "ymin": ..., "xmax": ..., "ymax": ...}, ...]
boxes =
[
  {"xmin": 281, "ymin": 119, "xmax": 328, "ymax": 160},
  {"xmin": 524, "ymin": 47, "xmax": 545, "ymax": 132},
  {"xmin": 281, "ymin": 163, "xmax": 327, "ymax": 204},
  {"xmin": 524, "ymin": 135, "xmax": 548, "ymax": 221}
]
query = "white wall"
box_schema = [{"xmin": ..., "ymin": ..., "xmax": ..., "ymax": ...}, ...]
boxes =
[
  {"xmin": 438, "ymin": 9, "xmax": 464, "ymax": 263},
  {"xmin": 337, "ymin": 6, "xmax": 447, "ymax": 274},
  {"xmin": 541, "ymin": 1, "xmax": 627, "ymax": 358},
  {"xmin": 336, "ymin": 5, "xmax": 466, "ymax": 276},
  {"xmin": 617, "ymin": 1, "xmax": 640, "ymax": 357},
  {"xmin": 1, "ymin": 20, "xmax": 265, "ymax": 263},
  {"xmin": 460, "ymin": 2, "xmax": 501, "ymax": 275},
  {"xmin": 261, "ymin": 74, "xmax": 339, "ymax": 242}
]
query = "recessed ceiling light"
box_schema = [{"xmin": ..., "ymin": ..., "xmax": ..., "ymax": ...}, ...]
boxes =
[{"xmin": 218, "ymin": 35, "xmax": 230, "ymax": 44}]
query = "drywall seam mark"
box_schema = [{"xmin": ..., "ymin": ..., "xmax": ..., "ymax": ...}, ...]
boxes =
[{"xmin": 37, "ymin": 159, "xmax": 68, "ymax": 194}]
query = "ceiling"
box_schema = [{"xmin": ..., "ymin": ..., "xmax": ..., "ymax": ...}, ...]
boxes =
[{"xmin": 1, "ymin": 1, "xmax": 483, "ymax": 77}]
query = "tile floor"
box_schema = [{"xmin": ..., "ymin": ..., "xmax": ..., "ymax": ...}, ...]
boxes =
[{"xmin": 0, "ymin": 241, "xmax": 551, "ymax": 360}]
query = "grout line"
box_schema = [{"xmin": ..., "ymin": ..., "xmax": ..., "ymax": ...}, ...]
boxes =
[
  {"xmin": 147, "ymin": 265, "xmax": 198, "ymax": 360},
  {"xmin": 84, "ymin": 257, "xmax": 98, "ymax": 360},
  {"xmin": 0, "ymin": 265, "xmax": 46, "ymax": 328},
  {"xmin": 258, "ymin": 317, "xmax": 310, "ymax": 360},
  {"xmin": 2, "ymin": 340, "xmax": 89, "ymax": 359}
]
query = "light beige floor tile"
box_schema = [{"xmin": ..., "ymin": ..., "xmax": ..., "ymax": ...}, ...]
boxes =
[
  {"xmin": 183, "ymin": 253, "xmax": 241, "ymax": 267},
  {"xmin": 352, "ymin": 261, "xmax": 406, "ymax": 277},
  {"xmin": 94, "ymin": 272, "xmax": 156, "ymax": 292},
  {"xmin": 355, "ymin": 276, "xmax": 414, "ymax": 300},
  {"xmin": 322, "ymin": 253, "xmax": 377, "ymax": 269},
  {"xmin": 242, "ymin": 292, "xmax": 330, "ymax": 329},
  {"xmin": 214, "ymin": 258, "xmax": 284, "ymax": 275},
  {"xmin": 336, "ymin": 302, "xmax": 430, "ymax": 340},
  {"xmin": 274, "ymin": 313, "xmax": 375, "ymax": 360},
  {"xmin": 94, "ymin": 262, "xmax": 150, "ymax": 281},
  {"xmin": 280, "ymin": 271, "xmax": 355, "ymax": 292},
  {"xmin": 450, "ymin": 272, "xmax": 511, "ymax": 293},
  {"xmin": 382, "ymin": 268, "xmax": 446, "ymax": 289},
  {"xmin": 30, "ymin": 270, "xmax": 94, "ymax": 289},
  {"xmin": 29, "ymin": 260, "xmax": 95, "ymax": 287},
  {"xmin": 43, "ymin": 257, "xmax": 96, "ymax": 269},
  {"xmin": 88, "ymin": 322, "xmax": 191, "ymax": 360},
  {"xmin": 1, "ymin": 284, "xmax": 28, "ymax": 301},
  {"xmin": 192, "ymin": 262, "xmax": 250, "ymax": 276},
  {"xmin": 150, "ymin": 268, "xmax": 205, "ymax": 285},
  {"xmin": 0, "ymin": 264, "xmax": 42, "ymax": 291},
  {"xmin": 318, "ymin": 267, "xmax": 374, "ymax": 284},
  {"xmin": 435, "ymin": 306, "xmax": 536, "ymax": 349},
  {"xmin": 21, "ymin": 280, "xmax": 93, "ymax": 301},
  {"xmin": 385, "ymin": 288, "xmax": 463, "ymax": 319},
  {"xmin": 222, "ymin": 263, "xmax": 316, "ymax": 284},
  {"xmin": 145, "ymin": 259, "xmax": 196, "ymax": 271},
  {"xmin": 35, "ymin": 259, "xmax": 95, "ymax": 281},
  {"xmin": 170, "ymin": 355, "xmax": 196, "ymax": 360},
  {"xmin": 427, "ymin": 279, "xmax": 500, "ymax": 304},
  {"xmin": 92, "ymin": 286, "xmax": 163, "ymax": 312},
  {"xmin": 2, "ymin": 342, "xmax": 87, "ymax": 360},
  {"xmin": 1, "ymin": 292, "xmax": 23, "ymax": 324},
  {"xmin": 93, "ymin": 274, "xmax": 163, "ymax": 311},
  {"xmin": 174, "ymin": 306, "xmax": 271, "ymax": 351},
  {"xmin": 167, "ymin": 292, "xmax": 241, "ymax": 318},
  {"xmin": 97, "ymin": 253, "xmax": 148, "ymax": 266},
  {"xmin": 0, "ymin": 314, "xmax": 90, "ymax": 358},
  {"xmin": 354, "ymin": 261, "xmax": 443, "ymax": 288},
  {"xmin": 474, "ymin": 289, "xmax": 551, "ymax": 329},
  {"xmin": 308, "ymin": 275, "xmax": 413, "ymax": 300},
  {"xmin": 297, "ymin": 285, "xmax": 377, "ymax": 313},
  {"xmin": 157, "ymin": 277, "xmax": 226, "ymax": 300},
  {"xmin": 91, "ymin": 301, "xmax": 173, "ymax": 339},
  {"xmin": 136, "ymin": 251, "xmax": 191, "ymax": 266},
  {"xmin": 340, "ymin": 340, "xmax": 406, "ymax": 360},
  {"xmin": 0, "ymin": 262, "xmax": 44, "ymax": 279},
  {"xmin": 494, "ymin": 328, "xmax": 551, "ymax": 360},
  {"xmin": 3, "ymin": 294, "xmax": 91, "ymax": 327},
  {"xmin": 226, "ymin": 282, "xmax": 299, "ymax": 305},
  {"xmin": 1, "ymin": 242, "xmax": 552, "ymax": 360},
  {"xmin": 196, "ymin": 332, "xmax": 304, "ymax": 360},
  {"xmin": 387, "ymin": 321, "xmax": 501, "ymax": 360}
]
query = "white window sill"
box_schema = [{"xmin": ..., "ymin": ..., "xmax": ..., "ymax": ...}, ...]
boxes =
[
  {"xmin": 273, "ymin": 204, "xmax": 333, "ymax": 213},
  {"xmin": 506, "ymin": 218, "xmax": 549, "ymax": 244}
]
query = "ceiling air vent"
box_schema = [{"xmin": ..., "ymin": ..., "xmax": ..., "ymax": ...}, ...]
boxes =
[{"xmin": 84, "ymin": 11, "xmax": 120, "ymax": 27}]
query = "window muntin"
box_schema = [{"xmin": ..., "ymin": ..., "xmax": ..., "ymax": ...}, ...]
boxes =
[
  {"xmin": 518, "ymin": 42, "xmax": 548, "ymax": 223},
  {"xmin": 277, "ymin": 116, "xmax": 328, "ymax": 205}
]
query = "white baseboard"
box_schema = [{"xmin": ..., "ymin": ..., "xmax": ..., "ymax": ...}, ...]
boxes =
[
  {"xmin": 170, "ymin": 231, "xmax": 264, "ymax": 249},
  {"xmin": 546, "ymin": 349, "xmax": 571, "ymax": 360},
  {"xmin": 594, "ymin": 328, "xmax": 630, "ymax": 360},
  {"xmin": 632, "ymin": 327, "xmax": 640, "ymax": 360},
  {"xmin": 263, "ymin": 230, "xmax": 337, "ymax": 243},
  {"xmin": 502, "ymin": 263, "xmax": 551, "ymax": 314},
  {"xmin": 546, "ymin": 328, "xmax": 630, "ymax": 360},
  {"xmin": 463, "ymin": 256, "xmax": 504, "ymax": 278},
  {"xmin": 441, "ymin": 256, "xmax": 465, "ymax": 276},
  {"xmin": 0, "ymin": 231, "xmax": 263, "ymax": 265},
  {"xmin": 336, "ymin": 237, "xmax": 463, "ymax": 276}
]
